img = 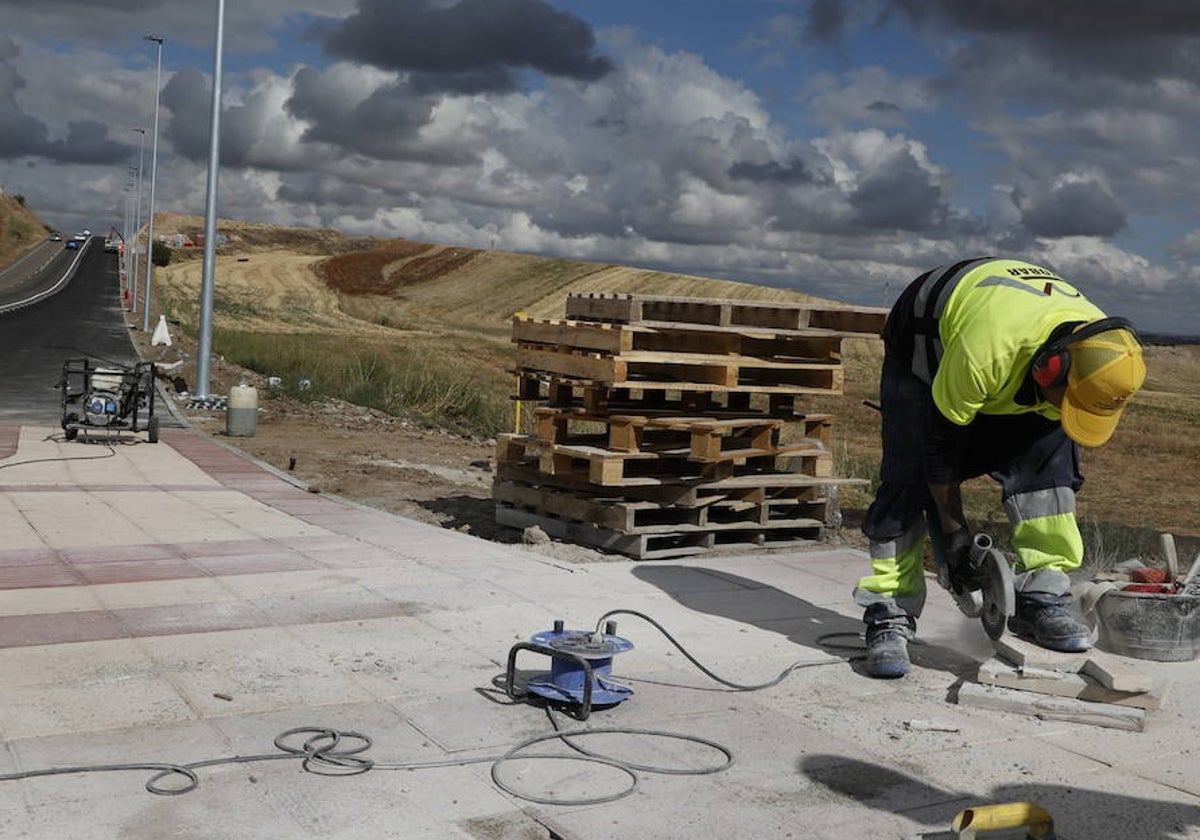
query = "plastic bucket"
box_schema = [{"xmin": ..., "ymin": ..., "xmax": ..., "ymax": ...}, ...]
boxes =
[
  {"xmin": 1093, "ymin": 588, "xmax": 1200, "ymax": 662},
  {"xmin": 226, "ymin": 384, "xmax": 258, "ymax": 437}
]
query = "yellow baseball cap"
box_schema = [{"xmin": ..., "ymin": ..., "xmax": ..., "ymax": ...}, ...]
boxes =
[{"xmin": 1060, "ymin": 326, "xmax": 1145, "ymax": 447}]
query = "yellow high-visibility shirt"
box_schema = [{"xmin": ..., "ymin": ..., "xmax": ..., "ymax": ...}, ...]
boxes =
[{"xmin": 931, "ymin": 259, "xmax": 1106, "ymax": 426}]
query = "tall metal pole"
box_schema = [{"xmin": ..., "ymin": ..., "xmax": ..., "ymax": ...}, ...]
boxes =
[
  {"xmin": 129, "ymin": 127, "xmax": 146, "ymax": 314},
  {"xmin": 122, "ymin": 186, "xmax": 132, "ymax": 299},
  {"xmin": 195, "ymin": 0, "xmax": 226, "ymax": 398},
  {"xmin": 142, "ymin": 35, "xmax": 164, "ymax": 333}
]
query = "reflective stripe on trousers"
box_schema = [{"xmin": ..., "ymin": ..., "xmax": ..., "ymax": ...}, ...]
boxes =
[
  {"xmin": 1004, "ymin": 486, "xmax": 1084, "ymax": 573},
  {"xmin": 855, "ymin": 519, "xmax": 929, "ymax": 618}
]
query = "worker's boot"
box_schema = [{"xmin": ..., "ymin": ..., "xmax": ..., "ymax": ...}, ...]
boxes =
[
  {"xmin": 1008, "ymin": 569, "xmax": 1091, "ymax": 653},
  {"xmin": 863, "ymin": 602, "xmax": 916, "ymax": 679}
]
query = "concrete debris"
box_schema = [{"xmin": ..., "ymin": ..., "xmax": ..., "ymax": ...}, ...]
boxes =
[
  {"xmin": 957, "ymin": 634, "xmax": 1164, "ymax": 729},
  {"xmin": 522, "ymin": 525, "xmax": 551, "ymax": 545}
]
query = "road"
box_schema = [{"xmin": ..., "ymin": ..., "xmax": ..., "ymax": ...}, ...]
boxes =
[{"xmin": 0, "ymin": 237, "xmax": 145, "ymax": 423}]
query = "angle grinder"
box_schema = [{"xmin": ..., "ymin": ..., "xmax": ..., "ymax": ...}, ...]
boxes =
[
  {"xmin": 935, "ymin": 531, "xmax": 1016, "ymax": 640},
  {"xmin": 969, "ymin": 534, "xmax": 1017, "ymax": 640}
]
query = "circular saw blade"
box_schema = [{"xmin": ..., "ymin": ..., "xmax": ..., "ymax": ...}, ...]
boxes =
[{"xmin": 979, "ymin": 546, "xmax": 1016, "ymax": 640}]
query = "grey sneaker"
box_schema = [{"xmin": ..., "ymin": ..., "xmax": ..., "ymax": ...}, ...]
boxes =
[{"xmin": 1008, "ymin": 591, "xmax": 1091, "ymax": 652}]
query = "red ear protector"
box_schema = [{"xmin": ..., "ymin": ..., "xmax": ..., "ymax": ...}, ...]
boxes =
[
  {"xmin": 1032, "ymin": 349, "xmax": 1070, "ymax": 388},
  {"xmin": 1029, "ymin": 316, "xmax": 1139, "ymax": 392}
]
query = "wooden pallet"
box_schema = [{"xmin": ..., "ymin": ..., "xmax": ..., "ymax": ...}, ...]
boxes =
[
  {"xmin": 514, "ymin": 372, "xmax": 823, "ymax": 415},
  {"xmin": 493, "ymin": 479, "xmax": 832, "ymax": 532},
  {"xmin": 497, "ymin": 433, "xmax": 832, "ymax": 485},
  {"xmin": 494, "ymin": 505, "xmax": 824, "ymax": 560},
  {"xmin": 533, "ymin": 408, "xmax": 833, "ymax": 460},
  {"xmin": 564, "ymin": 292, "xmax": 887, "ymax": 336},
  {"xmin": 516, "ymin": 347, "xmax": 843, "ymax": 393},
  {"xmin": 495, "ymin": 461, "xmax": 865, "ymax": 507},
  {"xmin": 513, "ymin": 316, "xmax": 846, "ymax": 360}
]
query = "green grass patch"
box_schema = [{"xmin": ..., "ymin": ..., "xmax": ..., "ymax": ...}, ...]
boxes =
[{"xmin": 213, "ymin": 328, "xmax": 515, "ymax": 437}]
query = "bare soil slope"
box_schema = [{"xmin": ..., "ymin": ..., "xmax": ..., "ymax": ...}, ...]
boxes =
[{"xmin": 0, "ymin": 193, "xmax": 51, "ymax": 266}]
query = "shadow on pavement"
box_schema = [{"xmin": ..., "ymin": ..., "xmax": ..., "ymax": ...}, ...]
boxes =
[
  {"xmin": 631, "ymin": 564, "xmax": 980, "ymax": 679},
  {"xmin": 799, "ymin": 754, "xmax": 1198, "ymax": 840}
]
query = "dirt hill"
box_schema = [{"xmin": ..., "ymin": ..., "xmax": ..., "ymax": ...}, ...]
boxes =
[
  {"xmin": 0, "ymin": 192, "xmax": 51, "ymax": 266},
  {"xmin": 153, "ymin": 213, "xmax": 837, "ymax": 331}
]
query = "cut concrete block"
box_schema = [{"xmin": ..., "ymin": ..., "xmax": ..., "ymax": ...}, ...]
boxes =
[
  {"xmin": 1082, "ymin": 649, "xmax": 1155, "ymax": 693},
  {"xmin": 956, "ymin": 681, "xmax": 1147, "ymax": 731},
  {"xmin": 977, "ymin": 657, "xmax": 1164, "ymax": 710},
  {"xmin": 991, "ymin": 635, "xmax": 1088, "ymax": 672},
  {"xmin": 991, "ymin": 635, "xmax": 1155, "ymax": 693}
]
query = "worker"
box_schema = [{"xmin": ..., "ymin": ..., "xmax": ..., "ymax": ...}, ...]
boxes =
[{"xmin": 854, "ymin": 257, "xmax": 1146, "ymax": 678}]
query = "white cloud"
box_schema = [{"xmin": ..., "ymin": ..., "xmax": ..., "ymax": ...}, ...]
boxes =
[
  {"xmin": 4, "ymin": 4, "xmax": 1200, "ymax": 332},
  {"xmin": 802, "ymin": 66, "xmax": 938, "ymax": 129}
]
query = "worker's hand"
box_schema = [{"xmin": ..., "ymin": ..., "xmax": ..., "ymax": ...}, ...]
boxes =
[{"xmin": 944, "ymin": 527, "xmax": 983, "ymax": 592}]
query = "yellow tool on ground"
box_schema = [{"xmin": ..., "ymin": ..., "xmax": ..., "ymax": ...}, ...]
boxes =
[{"xmin": 905, "ymin": 802, "xmax": 1058, "ymax": 839}]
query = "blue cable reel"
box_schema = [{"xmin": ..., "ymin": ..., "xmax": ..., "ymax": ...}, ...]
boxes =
[{"xmin": 505, "ymin": 619, "xmax": 635, "ymax": 719}]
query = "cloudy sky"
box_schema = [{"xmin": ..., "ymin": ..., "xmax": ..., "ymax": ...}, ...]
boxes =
[{"xmin": 2, "ymin": 0, "xmax": 1199, "ymax": 335}]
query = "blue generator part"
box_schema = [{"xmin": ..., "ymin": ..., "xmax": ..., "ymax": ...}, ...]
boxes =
[{"xmin": 525, "ymin": 626, "xmax": 634, "ymax": 707}]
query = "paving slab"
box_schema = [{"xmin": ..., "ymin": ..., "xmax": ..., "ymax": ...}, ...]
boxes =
[{"xmin": 1, "ymin": 423, "xmax": 1199, "ymax": 839}]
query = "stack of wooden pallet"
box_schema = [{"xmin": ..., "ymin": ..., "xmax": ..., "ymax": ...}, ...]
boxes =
[{"xmin": 494, "ymin": 292, "xmax": 887, "ymax": 559}]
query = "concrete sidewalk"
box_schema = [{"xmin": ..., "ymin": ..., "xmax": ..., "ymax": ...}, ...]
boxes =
[{"xmin": 0, "ymin": 423, "xmax": 1197, "ymax": 839}]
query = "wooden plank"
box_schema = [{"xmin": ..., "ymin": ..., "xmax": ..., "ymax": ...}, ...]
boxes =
[
  {"xmin": 513, "ymin": 315, "xmax": 848, "ymax": 359},
  {"xmin": 494, "ymin": 505, "xmax": 822, "ymax": 560},
  {"xmin": 531, "ymin": 409, "xmax": 813, "ymax": 463},
  {"xmin": 564, "ymin": 292, "xmax": 888, "ymax": 336},
  {"xmin": 955, "ymin": 682, "xmax": 1146, "ymax": 731},
  {"xmin": 504, "ymin": 433, "xmax": 832, "ymax": 485},
  {"xmin": 513, "ymin": 372, "xmax": 831, "ymax": 415},
  {"xmin": 511, "ymin": 317, "xmax": 633, "ymax": 354},
  {"xmin": 494, "ymin": 477, "xmax": 831, "ymax": 533},
  {"xmin": 495, "ymin": 458, "xmax": 863, "ymax": 496},
  {"xmin": 976, "ymin": 657, "xmax": 1164, "ymax": 710},
  {"xmin": 494, "ymin": 505, "xmax": 713, "ymax": 560}
]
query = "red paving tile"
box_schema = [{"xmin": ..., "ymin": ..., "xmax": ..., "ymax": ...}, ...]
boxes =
[
  {"xmin": 59, "ymin": 544, "xmax": 181, "ymax": 565},
  {"xmin": 0, "ymin": 548, "xmax": 62, "ymax": 567},
  {"xmin": 0, "ymin": 609, "xmax": 125, "ymax": 648},
  {"xmin": 0, "ymin": 564, "xmax": 82, "ymax": 590},
  {"xmin": 0, "ymin": 424, "xmax": 18, "ymax": 460},
  {"xmin": 73, "ymin": 558, "xmax": 206, "ymax": 586}
]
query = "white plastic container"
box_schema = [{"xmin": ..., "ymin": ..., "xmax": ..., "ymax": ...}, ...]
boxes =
[{"xmin": 226, "ymin": 384, "xmax": 258, "ymax": 437}]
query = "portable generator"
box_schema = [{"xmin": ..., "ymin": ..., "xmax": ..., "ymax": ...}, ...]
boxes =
[{"xmin": 60, "ymin": 358, "xmax": 160, "ymax": 443}]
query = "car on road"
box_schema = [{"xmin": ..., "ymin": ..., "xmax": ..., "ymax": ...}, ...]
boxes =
[
  {"xmin": 49, "ymin": 232, "xmax": 62, "ymax": 241},
  {"xmin": 65, "ymin": 240, "xmax": 80, "ymax": 250}
]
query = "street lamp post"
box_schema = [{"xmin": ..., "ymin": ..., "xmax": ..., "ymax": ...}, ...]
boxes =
[
  {"xmin": 195, "ymin": 0, "xmax": 226, "ymax": 398},
  {"xmin": 123, "ymin": 171, "xmax": 135, "ymax": 305},
  {"xmin": 129, "ymin": 127, "xmax": 146, "ymax": 314},
  {"xmin": 142, "ymin": 34, "xmax": 164, "ymax": 333}
]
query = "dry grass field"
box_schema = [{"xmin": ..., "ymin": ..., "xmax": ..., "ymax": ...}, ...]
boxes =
[
  {"xmin": 0, "ymin": 193, "xmax": 49, "ymax": 266},
  {"xmin": 141, "ymin": 214, "xmax": 1200, "ymax": 565}
]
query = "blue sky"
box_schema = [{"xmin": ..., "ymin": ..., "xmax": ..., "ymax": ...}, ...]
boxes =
[{"xmin": 2, "ymin": 0, "xmax": 1199, "ymax": 335}]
